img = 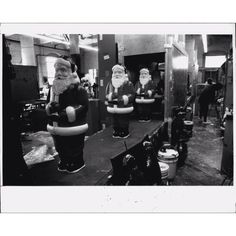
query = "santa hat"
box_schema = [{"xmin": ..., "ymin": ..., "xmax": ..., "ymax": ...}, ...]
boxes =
[
  {"xmin": 140, "ymin": 68, "xmax": 149, "ymax": 74},
  {"xmin": 112, "ymin": 64, "xmax": 125, "ymax": 72},
  {"xmin": 54, "ymin": 57, "xmax": 78, "ymax": 73}
]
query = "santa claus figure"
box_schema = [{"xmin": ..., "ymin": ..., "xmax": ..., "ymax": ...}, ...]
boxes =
[
  {"xmin": 106, "ymin": 65, "xmax": 135, "ymax": 138},
  {"xmin": 46, "ymin": 56, "xmax": 89, "ymax": 173},
  {"xmin": 135, "ymin": 68, "xmax": 155, "ymax": 122}
]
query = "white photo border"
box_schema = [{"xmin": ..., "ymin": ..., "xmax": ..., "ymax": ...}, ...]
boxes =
[{"xmin": 1, "ymin": 23, "xmax": 235, "ymax": 213}]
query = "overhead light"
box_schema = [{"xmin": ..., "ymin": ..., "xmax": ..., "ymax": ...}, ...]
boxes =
[
  {"xmin": 202, "ymin": 34, "xmax": 207, "ymax": 53},
  {"xmin": 23, "ymin": 34, "xmax": 70, "ymax": 45},
  {"xmin": 22, "ymin": 34, "xmax": 98, "ymax": 51}
]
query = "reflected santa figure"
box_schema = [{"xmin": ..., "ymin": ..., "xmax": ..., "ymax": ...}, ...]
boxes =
[
  {"xmin": 135, "ymin": 68, "xmax": 155, "ymax": 122},
  {"xmin": 105, "ymin": 64, "xmax": 135, "ymax": 138}
]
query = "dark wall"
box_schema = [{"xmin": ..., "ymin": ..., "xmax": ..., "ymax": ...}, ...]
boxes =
[
  {"xmin": 2, "ymin": 35, "xmax": 32, "ymax": 185},
  {"xmin": 11, "ymin": 65, "xmax": 39, "ymax": 102},
  {"xmin": 124, "ymin": 52, "xmax": 165, "ymax": 85},
  {"xmin": 98, "ymin": 35, "xmax": 116, "ymax": 124}
]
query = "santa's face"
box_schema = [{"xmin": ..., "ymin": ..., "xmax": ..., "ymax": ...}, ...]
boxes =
[
  {"xmin": 112, "ymin": 68, "xmax": 125, "ymax": 89},
  {"xmin": 139, "ymin": 71, "xmax": 150, "ymax": 86},
  {"xmin": 54, "ymin": 63, "xmax": 72, "ymax": 80},
  {"xmin": 52, "ymin": 63, "xmax": 73, "ymax": 95},
  {"xmin": 140, "ymin": 71, "xmax": 149, "ymax": 79},
  {"xmin": 112, "ymin": 69, "xmax": 124, "ymax": 79}
]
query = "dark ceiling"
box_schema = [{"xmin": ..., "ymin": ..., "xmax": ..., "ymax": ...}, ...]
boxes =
[{"xmin": 207, "ymin": 35, "xmax": 232, "ymax": 53}]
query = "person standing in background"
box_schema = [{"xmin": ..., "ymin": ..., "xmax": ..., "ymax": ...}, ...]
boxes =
[{"xmin": 198, "ymin": 81, "xmax": 223, "ymax": 124}]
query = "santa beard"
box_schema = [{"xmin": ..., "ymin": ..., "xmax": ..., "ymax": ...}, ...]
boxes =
[
  {"xmin": 139, "ymin": 76, "xmax": 150, "ymax": 86},
  {"xmin": 112, "ymin": 76, "xmax": 125, "ymax": 89},
  {"xmin": 52, "ymin": 76, "xmax": 73, "ymax": 95}
]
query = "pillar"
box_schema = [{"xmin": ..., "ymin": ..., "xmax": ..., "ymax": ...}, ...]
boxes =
[
  {"xmin": 164, "ymin": 34, "xmax": 174, "ymax": 123},
  {"xmin": 20, "ymin": 35, "xmax": 36, "ymax": 66},
  {"xmin": 69, "ymin": 34, "xmax": 82, "ymax": 77},
  {"xmin": 98, "ymin": 34, "xmax": 116, "ymax": 125}
]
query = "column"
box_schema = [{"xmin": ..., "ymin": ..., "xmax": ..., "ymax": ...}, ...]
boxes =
[
  {"xmin": 20, "ymin": 35, "xmax": 36, "ymax": 66},
  {"xmin": 69, "ymin": 34, "xmax": 82, "ymax": 76}
]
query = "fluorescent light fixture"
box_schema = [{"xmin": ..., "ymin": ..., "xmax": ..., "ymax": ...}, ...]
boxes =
[
  {"xmin": 172, "ymin": 56, "xmax": 188, "ymax": 69},
  {"xmin": 24, "ymin": 34, "xmax": 70, "ymax": 45},
  {"xmin": 205, "ymin": 55, "xmax": 226, "ymax": 68},
  {"xmin": 79, "ymin": 45, "xmax": 98, "ymax": 51},
  {"xmin": 202, "ymin": 34, "xmax": 207, "ymax": 53},
  {"xmin": 22, "ymin": 34, "xmax": 98, "ymax": 51}
]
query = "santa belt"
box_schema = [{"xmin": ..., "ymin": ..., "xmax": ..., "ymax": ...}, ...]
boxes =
[
  {"xmin": 135, "ymin": 98, "xmax": 155, "ymax": 104},
  {"xmin": 107, "ymin": 105, "xmax": 134, "ymax": 114},
  {"xmin": 47, "ymin": 123, "xmax": 88, "ymax": 136}
]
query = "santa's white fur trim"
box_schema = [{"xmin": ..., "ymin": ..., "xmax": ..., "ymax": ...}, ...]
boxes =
[
  {"xmin": 107, "ymin": 93, "xmax": 113, "ymax": 101},
  {"xmin": 47, "ymin": 123, "xmax": 88, "ymax": 136},
  {"xmin": 66, "ymin": 106, "xmax": 76, "ymax": 122},
  {"xmin": 140, "ymin": 68, "xmax": 149, "ymax": 73},
  {"xmin": 107, "ymin": 106, "xmax": 133, "ymax": 114},
  {"xmin": 54, "ymin": 58, "xmax": 71, "ymax": 68},
  {"xmin": 45, "ymin": 104, "xmax": 51, "ymax": 115},
  {"xmin": 135, "ymin": 98, "xmax": 155, "ymax": 104},
  {"xmin": 147, "ymin": 90, "xmax": 152, "ymax": 97},
  {"xmin": 71, "ymin": 72, "xmax": 80, "ymax": 83},
  {"xmin": 122, "ymin": 95, "xmax": 129, "ymax": 106},
  {"xmin": 112, "ymin": 64, "xmax": 125, "ymax": 72}
]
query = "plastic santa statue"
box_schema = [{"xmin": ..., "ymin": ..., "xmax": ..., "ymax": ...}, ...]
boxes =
[
  {"xmin": 46, "ymin": 56, "xmax": 89, "ymax": 173},
  {"xmin": 105, "ymin": 64, "xmax": 135, "ymax": 138},
  {"xmin": 135, "ymin": 68, "xmax": 155, "ymax": 122}
]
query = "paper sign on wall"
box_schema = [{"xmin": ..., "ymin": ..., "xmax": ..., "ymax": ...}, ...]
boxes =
[{"xmin": 104, "ymin": 55, "xmax": 110, "ymax": 60}]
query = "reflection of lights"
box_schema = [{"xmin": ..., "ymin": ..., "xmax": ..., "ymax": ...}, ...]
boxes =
[
  {"xmin": 174, "ymin": 34, "xmax": 178, "ymax": 41},
  {"xmin": 202, "ymin": 35, "xmax": 207, "ymax": 53},
  {"xmin": 79, "ymin": 45, "xmax": 98, "ymax": 51},
  {"xmin": 205, "ymin": 56, "xmax": 226, "ymax": 68},
  {"xmin": 23, "ymin": 33, "xmax": 70, "ymax": 45},
  {"xmin": 172, "ymin": 56, "xmax": 188, "ymax": 69},
  {"xmin": 194, "ymin": 64, "xmax": 199, "ymax": 72}
]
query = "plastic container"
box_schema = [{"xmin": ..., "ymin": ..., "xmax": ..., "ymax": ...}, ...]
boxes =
[
  {"xmin": 157, "ymin": 145, "xmax": 179, "ymax": 180},
  {"xmin": 184, "ymin": 120, "xmax": 194, "ymax": 138},
  {"xmin": 158, "ymin": 162, "xmax": 169, "ymax": 180},
  {"xmin": 184, "ymin": 120, "xmax": 193, "ymax": 131}
]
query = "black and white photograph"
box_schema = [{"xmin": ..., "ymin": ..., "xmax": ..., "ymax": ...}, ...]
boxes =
[{"xmin": 1, "ymin": 23, "xmax": 235, "ymax": 213}]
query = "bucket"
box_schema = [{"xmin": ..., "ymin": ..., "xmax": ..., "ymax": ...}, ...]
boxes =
[
  {"xmin": 184, "ymin": 120, "xmax": 193, "ymax": 138},
  {"xmin": 186, "ymin": 106, "xmax": 193, "ymax": 120},
  {"xmin": 158, "ymin": 162, "xmax": 169, "ymax": 180},
  {"xmin": 184, "ymin": 120, "xmax": 193, "ymax": 130},
  {"xmin": 157, "ymin": 145, "xmax": 179, "ymax": 180}
]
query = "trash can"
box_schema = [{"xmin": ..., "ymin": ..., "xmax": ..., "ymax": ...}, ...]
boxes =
[
  {"xmin": 158, "ymin": 161, "xmax": 169, "ymax": 180},
  {"xmin": 157, "ymin": 144, "xmax": 179, "ymax": 180},
  {"xmin": 183, "ymin": 120, "xmax": 194, "ymax": 138}
]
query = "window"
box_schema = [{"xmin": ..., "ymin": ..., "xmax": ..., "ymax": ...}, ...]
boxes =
[{"xmin": 205, "ymin": 55, "xmax": 226, "ymax": 68}]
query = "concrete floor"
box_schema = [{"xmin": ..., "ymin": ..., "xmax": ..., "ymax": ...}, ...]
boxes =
[{"xmin": 173, "ymin": 116, "xmax": 225, "ymax": 185}]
